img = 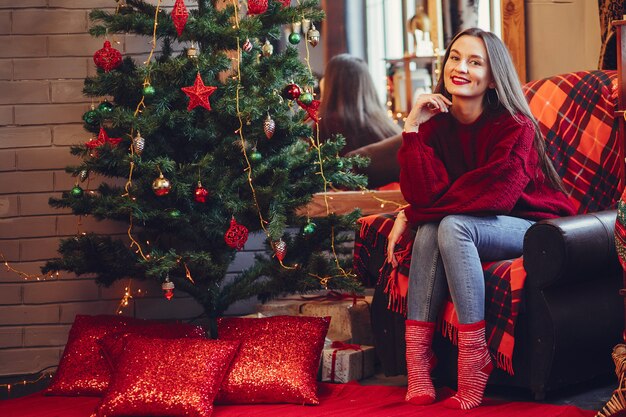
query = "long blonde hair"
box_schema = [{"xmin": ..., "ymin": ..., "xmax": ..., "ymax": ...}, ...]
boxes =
[
  {"xmin": 318, "ymin": 54, "xmax": 400, "ymax": 154},
  {"xmin": 435, "ymin": 28, "xmax": 565, "ymax": 191}
]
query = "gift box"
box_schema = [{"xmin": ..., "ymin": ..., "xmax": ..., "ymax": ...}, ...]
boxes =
[
  {"xmin": 256, "ymin": 299, "xmax": 301, "ymax": 317},
  {"xmin": 299, "ymin": 297, "xmax": 373, "ymax": 346},
  {"xmin": 256, "ymin": 293, "xmax": 374, "ymax": 346},
  {"xmin": 321, "ymin": 342, "xmax": 375, "ymax": 383}
]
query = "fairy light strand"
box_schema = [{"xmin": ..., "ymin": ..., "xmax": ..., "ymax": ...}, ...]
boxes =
[
  {"xmin": 120, "ymin": 0, "xmax": 162, "ymax": 267},
  {"xmin": 230, "ymin": 1, "xmax": 270, "ymax": 236},
  {"xmin": 115, "ymin": 0, "xmax": 162, "ymax": 311},
  {"xmin": 1, "ymin": 254, "xmax": 58, "ymax": 281},
  {"xmin": 115, "ymin": 280, "xmax": 134, "ymax": 314},
  {"xmin": 297, "ymin": 3, "xmax": 352, "ymax": 281},
  {"xmin": 0, "ymin": 369, "xmax": 55, "ymax": 396}
]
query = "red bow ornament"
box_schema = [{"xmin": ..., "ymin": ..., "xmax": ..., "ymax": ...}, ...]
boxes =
[{"xmin": 297, "ymin": 99, "xmax": 320, "ymax": 123}]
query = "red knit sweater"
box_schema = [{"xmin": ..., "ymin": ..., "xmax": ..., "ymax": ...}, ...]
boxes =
[{"xmin": 398, "ymin": 110, "xmax": 576, "ymax": 225}]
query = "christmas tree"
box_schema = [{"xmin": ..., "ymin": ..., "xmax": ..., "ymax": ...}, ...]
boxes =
[{"xmin": 42, "ymin": 0, "xmax": 368, "ymax": 336}]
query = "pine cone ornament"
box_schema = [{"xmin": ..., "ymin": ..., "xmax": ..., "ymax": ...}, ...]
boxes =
[
  {"xmin": 132, "ymin": 132, "xmax": 145, "ymax": 155},
  {"xmin": 263, "ymin": 114, "xmax": 276, "ymax": 139}
]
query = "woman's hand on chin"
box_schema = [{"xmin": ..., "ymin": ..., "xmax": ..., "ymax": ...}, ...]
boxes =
[{"xmin": 404, "ymin": 93, "xmax": 452, "ymax": 133}]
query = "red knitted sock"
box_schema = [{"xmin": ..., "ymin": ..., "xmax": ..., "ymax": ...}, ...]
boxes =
[
  {"xmin": 404, "ymin": 320, "xmax": 437, "ymax": 405},
  {"xmin": 443, "ymin": 321, "xmax": 493, "ymax": 410}
]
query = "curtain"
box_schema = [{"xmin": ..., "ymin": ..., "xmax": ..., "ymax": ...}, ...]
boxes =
[
  {"xmin": 442, "ymin": 0, "xmax": 479, "ymax": 48},
  {"xmin": 598, "ymin": 0, "xmax": 625, "ymax": 70}
]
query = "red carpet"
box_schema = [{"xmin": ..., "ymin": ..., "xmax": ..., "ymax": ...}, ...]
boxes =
[{"xmin": 0, "ymin": 383, "xmax": 596, "ymax": 417}]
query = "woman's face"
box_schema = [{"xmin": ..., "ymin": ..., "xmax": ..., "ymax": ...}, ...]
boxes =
[{"xmin": 443, "ymin": 35, "xmax": 494, "ymax": 101}]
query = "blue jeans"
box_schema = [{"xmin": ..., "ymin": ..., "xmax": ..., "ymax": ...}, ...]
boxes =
[{"xmin": 406, "ymin": 214, "xmax": 534, "ymax": 324}]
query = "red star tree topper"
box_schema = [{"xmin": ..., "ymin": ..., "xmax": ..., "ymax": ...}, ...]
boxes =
[{"xmin": 181, "ymin": 72, "xmax": 217, "ymax": 111}]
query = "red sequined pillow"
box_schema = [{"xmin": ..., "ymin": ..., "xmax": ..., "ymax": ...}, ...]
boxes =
[
  {"xmin": 216, "ymin": 315, "xmax": 330, "ymax": 404},
  {"xmin": 99, "ymin": 323, "xmax": 206, "ymax": 369},
  {"xmin": 46, "ymin": 314, "xmax": 205, "ymax": 396},
  {"xmin": 94, "ymin": 335, "xmax": 239, "ymax": 417}
]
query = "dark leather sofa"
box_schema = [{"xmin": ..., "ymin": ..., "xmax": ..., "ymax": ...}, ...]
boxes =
[{"xmin": 363, "ymin": 210, "xmax": 624, "ymax": 400}]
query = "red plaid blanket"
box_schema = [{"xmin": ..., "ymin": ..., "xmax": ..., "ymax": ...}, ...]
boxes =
[{"xmin": 353, "ymin": 70, "xmax": 620, "ymax": 375}]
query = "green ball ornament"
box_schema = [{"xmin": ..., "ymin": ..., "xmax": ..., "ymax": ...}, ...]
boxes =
[
  {"xmin": 299, "ymin": 92, "xmax": 313, "ymax": 105},
  {"xmin": 98, "ymin": 101, "xmax": 114, "ymax": 114},
  {"xmin": 143, "ymin": 84, "xmax": 156, "ymax": 97},
  {"xmin": 303, "ymin": 221, "xmax": 317, "ymax": 234},
  {"xmin": 250, "ymin": 150, "xmax": 263, "ymax": 162},
  {"xmin": 337, "ymin": 160, "xmax": 344, "ymax": 169},
  {"xmin": 70, "ymin": 185, "xmax": 84, "ymax": 197},
  {"xmin": 288, "ymin": 32, "xmax": 301, "ymax": 45},
  {"xmin": 168, "ymin": 209, "xmax": 182, "ymax": 219},
  {"xmin": 82, "ymin": 109, "xmax": 99, "ymax": 125}
]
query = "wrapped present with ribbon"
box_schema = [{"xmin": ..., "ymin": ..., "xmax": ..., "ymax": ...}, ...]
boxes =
[
  {"xmin": 321, "ymin": 341, "xmax": 376, "ymax": 383},
  {"xmin": 255, "ymin": 298, "xmax": 302, "ymax": 317},
  {"xmin": 256, "ymin": 291, "xmax": 374, "ymax": 345},
  {"xmin": 298, "ymin": 292, "xmax": 373, "ymax": 346}
]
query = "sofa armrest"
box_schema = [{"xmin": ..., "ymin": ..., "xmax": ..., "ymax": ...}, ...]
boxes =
[{"xmin": 523, "ymin": 209, "xmax": 621, "ymax": 290}]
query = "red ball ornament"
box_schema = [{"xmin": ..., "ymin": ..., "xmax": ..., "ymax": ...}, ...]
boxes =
[
  {"xmin": 93, "ymin": 40, "xmax": 122, "ymax": 72},
  {"xmin": 247, "ymin": 0, "xmax": 268, "ymax": 14},
  {"xmin": 283, "ymin": 83, "xmax": 301, "ymax": 100},
  {"xmin": 162, "ymin": 279, "xmax": 175, "ymax": 300},
  {"xmin": 224, "ymin": 217, "xmax": 249, "ymax": 250},
  {"xmin": 278, "ymin": 0, "xmax": 291, "ymax": 7},
  {"xmin": 194, "ymin": 181, "xmax": 209, "ymax": 203},
  {"xmin": 172, "ymin": 0, "xmax": 189, "ymax": 37}
]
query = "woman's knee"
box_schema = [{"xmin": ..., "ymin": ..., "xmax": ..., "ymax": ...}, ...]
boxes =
[
  {"xmin": 414, "ymin": 222, "xmax": 440, "ymax": 247},
  {"xmin": 438, "ymin": 215, "xmax": 471, "ymax": 247}
]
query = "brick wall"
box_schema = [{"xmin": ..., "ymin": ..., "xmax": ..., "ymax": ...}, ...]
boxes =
[{"xmin": 0, "ymin": 0, "xmax": 264, "ymax": 378}]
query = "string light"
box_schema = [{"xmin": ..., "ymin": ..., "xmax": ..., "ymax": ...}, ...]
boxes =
[
  {"xmin": 115, "ymin": 280, "xmax": 133, "ymax": 314},
  {"xmin": 121, "ymin": 0, "xmax": 162, "ymax": 264},
  {"xmin": 1, "ymin": 253, "xmax": 58, "ymax": 281},
  {"xmin": 0, "ymin": 368, "xmax": 55, "ymax": 397}
]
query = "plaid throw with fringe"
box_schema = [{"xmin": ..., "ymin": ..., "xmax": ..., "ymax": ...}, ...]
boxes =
[{"xmin": 353, "ymin": 70, "xmax": 621, "ymax": 375}]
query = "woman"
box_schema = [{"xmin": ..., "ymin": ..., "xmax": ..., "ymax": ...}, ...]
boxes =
[
  {"xmin": 385, "ymin": 28, "xmax": 575, "ymax": 409},
  {"xmin": 318, "ymin": 54, "xmax": 401, "ymax": 156}
]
